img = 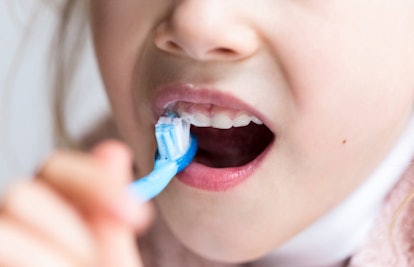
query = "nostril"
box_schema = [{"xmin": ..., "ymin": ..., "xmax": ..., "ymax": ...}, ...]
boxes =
[
  {"xmin": 215, "ymin": 48, "xmax": 237, "ymax": 55},
  {"xmin": 166, "ymin": 41, "xmax": 181, "ymax": 51},
  {"xmin": 162, "ymin": 42, "xmax": 239, "ymax": 60},
  {"xmin": 207, "ymin": 47, "xmax": 238, "ymax": 59},
  {"xmin": 160, "ymin": 40, "xmax": 185, "ymax": 54},
  {"xmin": 153, "ymin": 24, "xmax": 186, "ymax": 54},
  {"xmin": 154, "ymin": 20, "xmax": 257, "ymax": 60}
]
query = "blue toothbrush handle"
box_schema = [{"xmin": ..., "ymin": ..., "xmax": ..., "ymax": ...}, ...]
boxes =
[
  {"xmin": 129, "ymin": 161, "xmax": 178, "ymax": 202},
  {"xmin": 128, "ymin": 135, "xmax": 197, "ymax": 202}
]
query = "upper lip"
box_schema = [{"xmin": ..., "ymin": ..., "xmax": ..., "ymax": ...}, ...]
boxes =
[{"xmin": 152, "ymin": 83, "xmax": 269, "ymax": 125}]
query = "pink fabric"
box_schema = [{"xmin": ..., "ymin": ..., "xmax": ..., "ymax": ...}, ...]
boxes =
[{"xmin": 349, "ymin": 162, "xmax": 414, "ymax": 267}]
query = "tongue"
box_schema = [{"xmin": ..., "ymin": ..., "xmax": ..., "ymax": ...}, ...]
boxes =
[{"xmin": 190, "ymin": 123, "xmax": 274, "ymax": 168}]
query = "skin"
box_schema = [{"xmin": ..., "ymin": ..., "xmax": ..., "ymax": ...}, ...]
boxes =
[
  {"xmin": 1, "ymin": 0, "xmax": 414, "ymax": 266},
  {"xmin": 0, "ymin": 141, "xmax": 153, "ymax": 266},
  {"xmin": 91, "ymin": 0, "xmax": 414, "ymax": 263}
]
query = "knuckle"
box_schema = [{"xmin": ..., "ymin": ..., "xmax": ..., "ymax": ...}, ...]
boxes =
[
  {"xmin": 35, "ymin": 150, "xmax": 75, "ymax": 178},
  {"xmin": 0, "ymin": 181, "xmax": 31, "ymax": 214}
]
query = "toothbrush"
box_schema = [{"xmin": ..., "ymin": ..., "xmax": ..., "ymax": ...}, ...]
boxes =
[{"xmin": 129, "ymin": 115, "xmax": 197, "ymax": 202}]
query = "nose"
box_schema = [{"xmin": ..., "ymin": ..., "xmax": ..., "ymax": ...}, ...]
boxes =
[{"xmin": 154, "ymin": 1, "xmax": 259, "ymax": 61}]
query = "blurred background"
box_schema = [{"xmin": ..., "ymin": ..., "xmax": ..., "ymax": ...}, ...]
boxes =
[{"xmin": 0, "ymin": 0, "xmax": 109, "ymax": 194}]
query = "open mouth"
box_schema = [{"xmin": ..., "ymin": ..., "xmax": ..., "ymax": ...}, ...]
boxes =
[
  {"xmin": 170, "ymin": 101, "xmax": 275, "ymax": 168},
  {"xmin": 191, "ymin": 124, "xmax": 274, "ymax": 168}
]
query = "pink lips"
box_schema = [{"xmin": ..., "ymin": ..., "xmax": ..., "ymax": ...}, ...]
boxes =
[
  {"xmin": 153, "ymin": 84, "xmax": 271, "ymax": 191},
  {"xmin": 179, "ymin": 144, "xmax": 271, "ymax": 191}
]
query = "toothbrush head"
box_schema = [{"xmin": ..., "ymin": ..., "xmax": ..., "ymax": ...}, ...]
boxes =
[
  {"xmin": 155, "ymin": 115, "xmax": 197, "ymax": 171},
  {"xmin": 128, "ymin": 115, "xmax": 197, "ymax": 202}
]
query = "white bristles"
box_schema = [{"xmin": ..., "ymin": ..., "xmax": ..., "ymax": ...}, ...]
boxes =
[{"xmin": 155, "ymin": 116, "xmax": 191, "ymax": 161}]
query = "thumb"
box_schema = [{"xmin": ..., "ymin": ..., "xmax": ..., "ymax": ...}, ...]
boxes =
[
  {"xmin": 90, "ymin": 141, "xmax": 147, "ymax": 267},
  {"xmin": 90, "ymin": 140, "xmax": 154, "ymax": 232},
  {"xmin": 92, "ymin": 218, "xmax": 145, "ymax": 267},
  {"xmin": 91, "ymin": 139, "xmax": 134, "ymax": 184}
]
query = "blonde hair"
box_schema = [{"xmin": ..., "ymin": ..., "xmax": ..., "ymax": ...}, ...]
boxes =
[{"xmin": 51, "ymin": 0, "xmax": 89, "ymax": 148}]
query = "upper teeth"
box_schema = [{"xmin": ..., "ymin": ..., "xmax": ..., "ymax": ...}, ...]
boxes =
[{"xmin": 171, "ymin": 102, "xmax": 263, "ymax": 129}]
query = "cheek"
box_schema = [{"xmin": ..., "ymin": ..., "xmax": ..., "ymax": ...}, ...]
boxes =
[
  {"xmin": 268, "ymin": 1, "xmax": 414, "ymax": 106},
  {"xmin": 264, "ymin": 2, "xmax": 414, "ymax": 204},
  {"xmin": 90, "ymin": 1, "xmax": 170, "ymax": 102},
  {"xmin": 272, "ymin": 3, "xmax": 414, "ymax": 144},
  {"xmin": 90, "ymin": 2, "xmax": 170, "ymax": 175},
  {"xmin": 280, "ymin": 30, "xmax": 414, "ymax": 197}
]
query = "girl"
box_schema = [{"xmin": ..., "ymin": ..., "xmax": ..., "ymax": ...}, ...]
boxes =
[{"xmin": 2, "ymin": 1, "xmax": 414, "ymax": 266}]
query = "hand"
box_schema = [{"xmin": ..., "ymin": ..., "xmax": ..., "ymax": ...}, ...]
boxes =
[{"xmin": 0, "ymin": 140, "xmax": 153, "ymax": 267}]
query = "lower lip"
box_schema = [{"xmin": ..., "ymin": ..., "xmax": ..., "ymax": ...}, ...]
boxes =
[{"xmin": 176, "ymin": 143, "xmax": 272, "ymax": 191}]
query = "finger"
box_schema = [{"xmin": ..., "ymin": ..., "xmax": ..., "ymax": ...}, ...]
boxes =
[
  {"xmin": 1, "ymin": 181, "xmax": 96, "ymax": 265},
  {"xmin": 91, "ymin": 140, "xmax": 155, "ymax": 232},
  {"xmin": 0, "ymin": 217, "xmax": 85, "ymax": 267},
  {"xmin": 91, "ymin": 139, "xmax": 133, "ymax": 184},
  {"xmin": 37, "ymin": 148, "xmax": 150, "ymax": 229},
  {"xmin": 90, "ymin": 217, "xmax": 144, "ymax": 267},
  {"xmin": 37, "ymin": 149, "xmax": 138, "ymax": 224}
]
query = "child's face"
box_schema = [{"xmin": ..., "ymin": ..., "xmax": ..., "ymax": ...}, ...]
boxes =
[{"xmin": 91, "ymin": 0, "xmax": 414, "ymax": 263}]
